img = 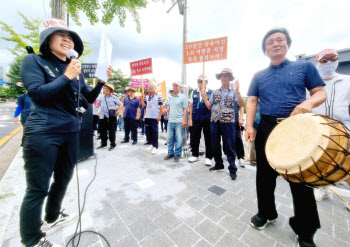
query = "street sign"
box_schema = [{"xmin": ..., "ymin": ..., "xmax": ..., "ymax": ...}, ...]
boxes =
[
  {"xmin": 183, "ymin": 37, "xmax": 228, "ymax": 64},
  {"xmin": 130, "ymin": 58, "xmax": 153, "ymax": 76},
  {"xmin": 81, "ymin": 63, "xmax": 97, "ymax": 79}
]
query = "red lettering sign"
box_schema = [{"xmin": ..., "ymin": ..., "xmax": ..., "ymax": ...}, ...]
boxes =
[{"xmin": 130, "ymin": 58, "xmax": 153, "ymax": 76}]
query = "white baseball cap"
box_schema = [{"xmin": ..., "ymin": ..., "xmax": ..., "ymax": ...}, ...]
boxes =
[
  {"xmin": 197, "ymin": 75, "xmax": 208, "ymax": 81},
  {"xmin": 172, "ymin": 81, "xmax": 182, "ymax": 87}
]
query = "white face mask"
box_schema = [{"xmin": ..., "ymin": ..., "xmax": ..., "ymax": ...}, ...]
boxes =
[{"xmin": 316, "ymin": 60, "xmax": 338, "ymax": 79}]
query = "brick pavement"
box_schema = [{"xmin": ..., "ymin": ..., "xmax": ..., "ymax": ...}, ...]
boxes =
[{"xmin": 1, "ymin": 131, "xmax": 350, "ymax": 247}]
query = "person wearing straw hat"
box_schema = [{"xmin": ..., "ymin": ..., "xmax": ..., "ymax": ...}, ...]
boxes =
[
  {"xmin": 188, "ymin": 74, "xmax": 213, "ymax": 165},
  {"xmin": 312, "ymin": 48, "xmax": 350, "ymax": 208},
  {"xmin": 164, "ymin": 81, "xmax": 188, "ymax": 162},
  {"xmin": 202, "ymin": 68, "xmax": 244, "ymax": 180},
  {"xmin": 245, "ymin": 27, "xmax": 327, "ymax": 247},
  {"xmin": 121, "ymin": 87, "xmax": 141, "ymax": 144},
  {"xmin": 95, "ymin": 83, "xmax": 123, "ymax": 151},
  {"xmin": 19, "ymin": 19, "xmax": 112, "ymax": 247}
]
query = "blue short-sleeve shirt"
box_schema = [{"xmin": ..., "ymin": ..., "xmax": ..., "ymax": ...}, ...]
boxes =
[
  {"xmin": 124, "ymin": 97, "xmax": 141, "ymax": 119},
  {"xmin": 247, "ymin": 59, "xmax": 325, "ymax": 117}
]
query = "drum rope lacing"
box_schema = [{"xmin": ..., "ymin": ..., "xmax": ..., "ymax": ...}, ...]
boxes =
[{"xmin": 278, "ymin": 115, "xmax": 350, "ymax": 188}]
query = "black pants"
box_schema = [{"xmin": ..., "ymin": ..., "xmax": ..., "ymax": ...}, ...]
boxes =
[
  {"xmin": 93, "ymin": 115, "xmax": 100, "ymax": 133},
  {"xmin": 255, "ymin": 117, "xmax": 320, "ymax": 237},
  {"xmin": 145, "ymin": 118, "xmax": 159, "ymax": 148},
  {"xmin": 124, "ymin": 118, "xmax": 138, "ymax": 142},
  {"xmin": 235, "ymin": 122, "xmax": 245, "ymax": 159},
  {"xmin": 100, "ymin": 117, "xmax": 117, "ymax": 147},
  {"xmin": 20, "ymin": 116, "xmax": 28, "ymax": 146},
  {"xmin": 211, "ymin": 122, "xmax": 237, "ymax": 175},
  {"xmin": 161, "ymin": 115, "xmax": 168, "ymax": 132},
  {"xmin": 20, "ymin": 132, "xmax": 78, "ymax": 246},
  {"xmin": 192, "ymin": 119, "xmax": 212, "ymax": 159}
]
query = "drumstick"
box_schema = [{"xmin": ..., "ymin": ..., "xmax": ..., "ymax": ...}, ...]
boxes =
[{"xmin": 327, "ymin": 187, "xmax": 348, "ymax": 203}]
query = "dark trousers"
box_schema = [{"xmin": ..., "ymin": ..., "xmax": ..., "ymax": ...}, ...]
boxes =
[
  {"xmin": 210, "ymin": 121, "xmax": 237, "ymax": 175},
  {"xmin": 20, "ymin": 132, "xmax": 78, "ymax": 246},
  {"xmin": 93, "ymin": 115, "xmax": 100, "ymax": 133},
  {"xmin": 161, "ymin": 115, "xmax": 168, "ymax": 132},
  {"xmin": 124, "ymin": 118, "xmax": 138, "ymax": 142},
  {"xmin": 256, "ymin": 117, "xmax": 320, "ymax": 237},
  {"xmin": 145, "ymin": 118, "xmax": 159, "ymax": 148},
  {"xmin": 140, "ymin": 118, "xmax": 145, "ymax": 135},
  {"xmin": 100, "ymin": 117, "xmax": 117, "ymax": 147},
  {"xmin": 235, "ymin": 122, "xmax": 245, "ymax": 159},
  {"xmin": 192, "ymin": 119, "xmax": 212, "ymax": 159},
  {"xmin": 20, "ymin": 117, "xmax": 28, "ymax": 146}
]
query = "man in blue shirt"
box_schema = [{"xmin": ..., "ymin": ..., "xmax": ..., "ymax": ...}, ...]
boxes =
[
  {"xmin": 202, "ymin": 68, "xmax": 244, "ymax": 180},
  {"xmin": 122, "ymin": 88, "xmax": 141, "ymax": 145},
  {"xmin": 164, "ymin": 81, "xmax": 188, "ymax": 162},
  {"xmin": 245, "ymin": 28, "xmax": 327, "ymax": 247},
  {"xmin": 188, "ymin": 75, "xmax": 213, "ymax": 166}
]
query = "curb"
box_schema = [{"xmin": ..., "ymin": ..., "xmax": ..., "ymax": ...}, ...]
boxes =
[{"xmin": 0, "ymin": 148, "xmax": 24, "ymax": 247}]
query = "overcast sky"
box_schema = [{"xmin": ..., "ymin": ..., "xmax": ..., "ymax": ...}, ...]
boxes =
[{"xmin": 1, "ymin": 0, "xmax": 349, "ymax": 95}]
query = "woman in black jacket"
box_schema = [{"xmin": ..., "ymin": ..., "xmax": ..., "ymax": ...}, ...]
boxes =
[{"xmin": 19, "ymin": 19, "xmax": 111, "ymax": 247}]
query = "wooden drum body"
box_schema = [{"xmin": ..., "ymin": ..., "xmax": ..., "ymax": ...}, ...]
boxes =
[{"xmin": 266, "ymin": 113, "xmax": 350, "ymax": 187}]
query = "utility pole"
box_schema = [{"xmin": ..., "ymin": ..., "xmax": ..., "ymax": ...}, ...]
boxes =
[{"xmin": 51, "ymin": 0, "xmax": 66, "ymax": 20}]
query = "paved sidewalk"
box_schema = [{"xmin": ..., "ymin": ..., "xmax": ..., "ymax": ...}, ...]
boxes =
[{"xmin": 1, "ymin": 131, "xmax": 350, "ymax": 247}]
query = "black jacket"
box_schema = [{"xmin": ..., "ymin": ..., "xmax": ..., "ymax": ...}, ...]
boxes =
[{"xmin": 20, "ymin": 53, "xmax": 104, "ymax": 134}]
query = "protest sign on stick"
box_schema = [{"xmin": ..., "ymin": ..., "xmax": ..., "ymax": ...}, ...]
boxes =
[
  {"xmin": 184, "ymin": 37, "xmax": 228, "ymax": 94},
  {"xmin": 130, "ymin": 58, "xmax": 153, "ymax": 93}
]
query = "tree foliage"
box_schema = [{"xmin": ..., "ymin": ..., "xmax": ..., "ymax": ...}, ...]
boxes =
[
  {"xmin": 0, "ymin": 12, "xmax": 92, "ymax": 62},
  {"xmin": 108, "ymin": 69, "xmax": 131, "ymax": 94},
  {"xmin": 64, "ymin": 0, "xmax": 170, "ymax": 33}
]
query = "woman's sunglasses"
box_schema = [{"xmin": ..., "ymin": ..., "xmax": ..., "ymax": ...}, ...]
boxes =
[{"xmin": 319, "ymin": 56, "xmax": 338, "ymax": 64}]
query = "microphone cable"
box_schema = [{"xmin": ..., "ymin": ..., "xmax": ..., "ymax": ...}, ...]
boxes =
[{"xmin": 65, "ymin": 75, "xmax": 111, "ymax": 247}]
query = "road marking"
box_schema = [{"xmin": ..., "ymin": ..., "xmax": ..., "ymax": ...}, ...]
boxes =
[{"xmin": 0, "ymin": 125, "xmax": 22, "ymax": 147}]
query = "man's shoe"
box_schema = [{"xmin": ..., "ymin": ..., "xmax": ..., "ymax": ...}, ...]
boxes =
[
  {"xmin": 41, "ymin": 210, "xmax": 78, "ymax": 235},
  {"xmin": 209, "ymin": 166, "xmax": 224, "ymax": 172},
  {"xmin": 108, "ymin": 146, "xmax": 116, "ymax": 151},
  {"xmin": 144, "ymin": 142, "xmax": 151, "ymax": 145},
  {"xmin": 96, "ymin": 145, "xmax": 107, "ymax": 149},
  {"xmin": 315, "ymin": 188, "xmax": 330, "ymax": 201},
  {"xmin": 121, "ymin": 140, "xmax": 129, "ymax": 143},
  {"xmin": 188, "ymin": 156, "xmax": 199, "ymax": 163},
  {"xmin": 205, "ymin": 158, "xmax": 212, "ymax": 166},
  {"xmin": 164, "ymin": 154, "xmax": 174, "ymax": 160},
  {"xmin": 174, "ymin": 155, "xmax": 180, "ymax": 162},
  {"xmin": 230, "ymin": 173, "xmax": 237, "ymax": 180},
  {"xmin": 297, "ymin": 236, "xmax": 316, "ymax": 247},
  {"xmin": 238, "ymin": 158, "xmax": 245, "ymax": 168},
  {"xmin": 146, "ymin": 145, "xmax": 153, "ymax": 151},
  {"xmin": 250, "ymin": 214, "xmax": 276, "ymax": 230},
  {"xmin": 132, "ymin": 141, "xmax": 137, "ymax": 145},
  {"xmin": 23, "ymin": 237, "xmax": 62, "ymax": 247},
  {"xmin": 152, "ymin": 147, "xmax": 157, "ymax": 155}
]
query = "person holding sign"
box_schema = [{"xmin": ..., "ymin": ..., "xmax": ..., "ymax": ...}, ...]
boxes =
[
  {"xmin": 19, "ymin": 19, "xmax": 112, "ymax": 247},
  {"xmin": 164, "ymin": 82, "xmax": 188, "ymax": 162},
  {"xmin": 95, "ymin": 84, "xmax": 122, "ymax": 151},
  {"xmin": 202, "ymin": 68, "xmax": 244, "ymax": 180},
  {"xmin": 188, "ymin": 75, "xmax": 213, "ymax": 165},
  {"xmin": 245, "ymin": 28, "xmax": 326, "ymax": 247},
  {"xmin": 121, "ymin": 88, "xmax": 141, "ymax": 145},
  {"xmin": 141, "ymin": 84, "xmax": 164, "ymax": 155}
]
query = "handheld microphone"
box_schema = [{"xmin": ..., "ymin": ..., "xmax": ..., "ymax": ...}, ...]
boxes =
[{"xmin": 66, "ymin": 49, "xmax": 80, "ymax": 80}]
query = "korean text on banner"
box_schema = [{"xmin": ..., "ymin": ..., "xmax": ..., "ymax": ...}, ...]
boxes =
[
  {"xmin": 156, "ymin": 81, "xmax": 167, "ymax": 99},
  {"xmin": 183, "ymin": 37, "xmax": 228, "ymax": 64},
  {"xmin": 131, "ymin": 78, "xmax": 149, "ymax": 88},
  {"xmin": 130, "ymin": 58, "xmax": 153, "ymax": 76},
  {"xmin": 81, "ymin": 63, "xmax": 97, "ymax": 79},
  {"xmin": 95, "ymin": 32, "xmax": 112, "ymax": 82}
]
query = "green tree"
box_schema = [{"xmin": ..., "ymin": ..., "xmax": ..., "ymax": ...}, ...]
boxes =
[
  {"xmin": 0, "ymin": 12, "xmax": 92, "ymax": 61},
  {"xmin": 7, "ymin": 55, "xmax": 22, "ymax": 84},
  {"xmin": 108, "ymin": 69, "xmax": 131, "ymax": 94},
  {"xmin": 64, "ymin": 0, "xmax": 171, "ymax": 33}
]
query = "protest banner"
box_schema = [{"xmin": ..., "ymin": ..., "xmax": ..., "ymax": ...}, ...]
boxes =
[
  {"xmin": 81, "ymin": 63, "xmax": 97, "ymax": 79},
  {"xmin": 184, "ymin": 36, "xmax": 228, "ymax": 94},
  {"xmin": 130, "ymin": 58, "xmax": 153, "ymax": 93},
  {"xmin": 130, "ymin": 78, "xmax": 149, "ymax": 88},
  {"xmin": 95, "ymin": 33, "xmax": 112, "ymax": 82},
  {"xmin": 156, "ymin": 81, "xmax": 167, "ymax": 99}
]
